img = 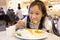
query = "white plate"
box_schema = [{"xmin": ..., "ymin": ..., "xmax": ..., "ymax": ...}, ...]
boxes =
[{"xmin": 15, "ymin": 29, "xmax": 48, "ymax": 39}]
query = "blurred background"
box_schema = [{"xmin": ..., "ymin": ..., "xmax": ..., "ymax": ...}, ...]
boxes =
[
  {"xmin": 0, "ymin": 0, "xmax": 60, "ymax": 31},
  {"xmin": 0, "ymin": 0, "xmax": 60, "ymax": 15}
]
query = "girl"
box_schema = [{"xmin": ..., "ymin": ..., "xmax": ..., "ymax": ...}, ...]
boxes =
[{"xmin": 7, "ymin": 0, "xmax": 53, "ymax": 36}]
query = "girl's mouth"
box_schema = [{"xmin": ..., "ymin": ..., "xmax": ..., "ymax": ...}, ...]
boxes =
[{"xmin": 31, "ymin": 20, "xmax": 38, "ymax": 25}]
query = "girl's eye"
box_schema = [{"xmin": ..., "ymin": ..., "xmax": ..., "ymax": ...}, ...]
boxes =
[{"xmin": 36, "ymin": 13, "xmax": 39, "ymax": 15}]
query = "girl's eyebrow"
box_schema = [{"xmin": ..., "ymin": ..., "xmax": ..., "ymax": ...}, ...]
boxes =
[{"xmin": 30, "ymin": 10, "xmax": 40, "ymax": 13}]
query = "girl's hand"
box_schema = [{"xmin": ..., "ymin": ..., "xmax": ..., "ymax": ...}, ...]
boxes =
[{"xmin": 16, "ymin": 20, "xmax": 25, "ymax": 29}]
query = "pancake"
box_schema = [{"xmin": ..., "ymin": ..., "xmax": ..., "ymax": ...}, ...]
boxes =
[
  {"xmin": 26, "ymin": 29, "xmax": 45, "ymax": 36},
  {"xmin": 32, "ymin": 29, "xmax": 45, "ymax": 36}
]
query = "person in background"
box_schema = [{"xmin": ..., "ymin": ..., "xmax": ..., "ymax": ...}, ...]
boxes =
[
  {"xmin": 16, "ymin": 3, "xmax": 23, "ymax": 20},
  {"xmin": 51, "ymin": 15, "xmax": 60, "ymax": 36},
  {"xmin": 7, "ymin": 0, "xmax": 55, "ymax": 36},
  {"xmin": 44, "ymin": 15, "xmax": 53, "ymax": 33},
  {"xmin": 0, "ymin": 7, "xmax": 5, "ymax": 15},
  {"xmin": 6, "ymin": 9, "xmax": 17, "ymax": 26},
  {"xmin": 57, "ymin": 16, "xmax": 60, "ymax": 35}
]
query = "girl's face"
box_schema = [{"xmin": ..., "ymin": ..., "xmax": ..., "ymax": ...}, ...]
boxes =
[{"xmin": 29, "ymin": 5, "xmax": 44, "ymax": 24}]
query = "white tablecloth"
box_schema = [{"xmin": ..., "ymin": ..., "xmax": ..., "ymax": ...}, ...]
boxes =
[{"xmin": 0, "ymin": 31, "xmax": 60, "ymax": 40}]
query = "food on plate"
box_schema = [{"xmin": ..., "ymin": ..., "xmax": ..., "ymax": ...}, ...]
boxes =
[
  {"xmin": 16, "ymin": 29, "xmax": 45, "ymax": 37},
  {"xmin": 35, "ymin": 29, "xmax": 44, "ymax": 34},
  {"xmin": 15, "ymin": 29, "xmax": 48, "ymax": 39},
  {"xmin": 17, "ymin": 33, "xmax": 21, "ymax": 36},
  {"xmin": 33, "ymin": 29, "xmax": 45, "ymax": 36},
  {"xmin": 27, "ymin": 29, "xmax": 33, "ymax": 34},
  {"xmin": 26, "ymin": 29, "xmax": 45, "ymax": 36}
]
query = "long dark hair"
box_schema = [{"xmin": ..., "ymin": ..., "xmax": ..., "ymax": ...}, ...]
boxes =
[{"xmin": 26, "ymin": 0, "xmax": 47, "ymax": 29}]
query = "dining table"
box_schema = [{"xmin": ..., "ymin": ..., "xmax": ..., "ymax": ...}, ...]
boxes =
[{"xmin": 0, "ymin": 30, "xmax": 60, "ymax": 40}]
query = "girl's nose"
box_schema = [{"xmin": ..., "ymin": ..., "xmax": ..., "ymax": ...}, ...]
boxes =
[{"xmin": 32, "ymin": 14, "xmax": 36, "ymax": 19}]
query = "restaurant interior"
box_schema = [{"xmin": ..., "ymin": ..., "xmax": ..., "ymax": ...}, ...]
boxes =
[{"xmin": 0, "ymin": 0, "xmax": 60, "ymax": 40}]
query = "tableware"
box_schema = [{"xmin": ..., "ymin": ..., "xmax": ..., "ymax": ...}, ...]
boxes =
[
  {"xmin": 6, "ymin": 26, "xmax": 16, "ymax": 37},
  {"xmin": 15, "ymin": 29, "xmax": 48, "ymax": 40}
]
